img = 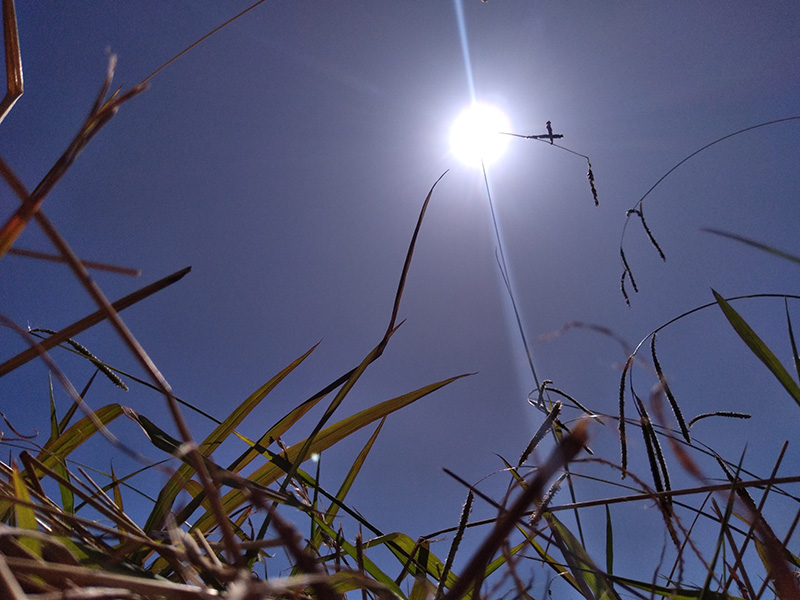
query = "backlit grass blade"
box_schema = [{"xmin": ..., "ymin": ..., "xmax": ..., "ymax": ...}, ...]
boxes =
[
  {"xmin": 191, "ymin": 373, "xmax": 469, "ymax": 534},
  {"xmin": 410, "ymin": 575, "xmax": 435, "ymax": 600},
  {"xmin": 305, "ymin": 420, "xmax": 385, "ymax": 557},
  {"xmin": 375, "ymin": 532, "xmax": 453, "ymax": 587},
  {"xmin": 109, "ymin": 464, "xmax": 124, "ymax": 514},
  {"xmin": 712, "ymin": 290, "xmax": 800, "ymax": 408},
  {"xmin": 36, "ymin": 404, "xmax": 123, "ymax": 471},
  {"xmin": 48, "ymin": 380, "xmax": 74, "ymax": 514},
  {"xmin": 521, "ymin": 528, "xmax": 580, "ymax": 593},
  {"xmin": 311, "ymin": 518, "xmax": 405, "ymax": 599},
  {"xmin": 11, "ymin": 465, "xmax": 41, "ymax": 558},
  {"xmin": 545, "ymin": 511, "xmax": 621, "ymax": 600},
  {"xmin": 322, "ymin": 418, "xmax": 385, "ymax": 527},
  {"xmin": 144, "ymin": 345, "xmax": 316, "ymax": 531}
]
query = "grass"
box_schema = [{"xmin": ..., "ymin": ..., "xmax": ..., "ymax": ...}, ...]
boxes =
[{"xmin": 1, "ymin": 3, "xmax": 800, "ymax": 599}]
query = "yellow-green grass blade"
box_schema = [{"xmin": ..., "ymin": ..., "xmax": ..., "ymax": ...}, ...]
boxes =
[
  {"xmin": 545, "ymin": 512, "xmax": 621, "ymax": 600},
  {"xmin": 325, "ymin": 418, "xmax": 384, "ymax": 524},
  {"xmin": 519, "ymin": 524, "xmax": 580, "ymax": 592},
  {"xmin": 409, "ymin": 575, "xmax": 435, "ymax": 600},
  {"xmin": 191, "ymin": 374, "xmax": 468, "ymax": 534},
  {"xmin": 373, "ymin": 532, "xmax": 455, "ymax": 588},
  {"xmin": 12, "ymin": 465, "xmax": 41, "ymax": 557},
  {"xmin": 225, "ymin": 386, "xmax": 329, "ymax": 476},
  {"xmin": 109, "ymin": 464, "xmax": 124, "ymax": 514},
  {"xmin": 481, "ymin": 538, "xmax": 528, "ymax": 585},
  {"xmin": 47, "ymin": 377, "xmax": 74, "ymax": 514},
  {"xmin": 325, "ymin": 570, "xmax": 403, "ymax": 599},
  {"xmin": 312, "ymin": 518, "xmax": 406, "ymax": 599},
  {"xmin": 308, "ymin": 418, "xmax": 386, "ymax": 554},
  {"xmin": 36, "ymin": 404, "xmax": 123, "ymax": 471},
  {"xmin": 713, "ymin": 290, "xmax": 800, "ymax": 408},
  {"xmin": 278, "ymin": 327, "xmax": 402, "ymax": 500},
  {"xmin": 144, "ymin": 345, "xmax": 315, "ymax": 531}
]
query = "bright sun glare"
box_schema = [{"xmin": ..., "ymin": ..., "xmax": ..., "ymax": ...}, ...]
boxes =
[{"xmin": 450, "ymin": 102, "xmax": 511, "ymax": 168}]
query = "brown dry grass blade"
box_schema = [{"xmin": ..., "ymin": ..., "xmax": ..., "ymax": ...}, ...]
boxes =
[
  {"xmin": 0, "ymin": 58, "xmax": 147, "ymax": 258},
  {"xmin": 0, "ymin": 0, "xmax": 22, "ymax": 125},
  {"xmin": 7, "ymin": 247, "xmax": 141, "ymax": 276},
  {"xmin": 0, "ymin": 267, "xmax": 191, "ymax": 377}
]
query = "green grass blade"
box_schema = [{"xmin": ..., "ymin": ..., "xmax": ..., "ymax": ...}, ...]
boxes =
[
  {"xmin": 545, "ymin": 511, "xmax": 621, "ymax": 600},
  {"xmin": 712, "ymin": 290, "xmax": 800, "ymax": 408},
  {"xmin": 324, "ymin": 418, "xmax": 385, "ymax": 525},
  {"xmin": 519, "ymin": 525, "xmax": 581, "ymax": 593},
  {"xmin": 37, "ymin": 404, "xmax": 123, "ymax": 471},
  {"xmin": 306, "ymin": 419, "xmax": 385, "ymax": 555},
  {"xmin": 375, "ymin": 532, "xmax": 453, "ymax": 586},
  {"xmin": 312, "ymin": 519, "xmax": 406, "ymax": 599},
  {"xmin": 191, "ymin": 373, "xmax": 468, "ymax": 534},
  {"xmin": 12, "ymin": 465, "xmax": 41, "ymax": 557},
  {"xmin": 143, "ymin": 345, "xmax": 316, "ymax": 531}
]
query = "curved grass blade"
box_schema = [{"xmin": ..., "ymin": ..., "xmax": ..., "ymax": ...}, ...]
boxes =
[
  {"xmin": 712, "ymin": 290, "xmax": 800, "ymax": 408},
  {"xmin": 192, "ymin": 373, "xmax": 469, "ymax": 534},
  {"xmin": 545, "ymin": 511, "xmax": 621, "ymax": 600},
  {"xmin": 37, "ymin": 404, "xmax": 123, "ymax": 471},
  {"xmin": 144, "ymin": 345, "xmax": 316, "ymax": 531},
  {"xmin": 311, "ymin": 519, "xmax": 406, "ymax": 599}
]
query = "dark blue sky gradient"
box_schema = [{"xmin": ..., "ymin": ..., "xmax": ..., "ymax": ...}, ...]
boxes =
[{"xmin": 2, "ymin": 1, "xmax": 799, "ymax": 590}]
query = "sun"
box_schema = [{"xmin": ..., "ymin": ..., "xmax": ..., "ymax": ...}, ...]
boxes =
[{"xmin": 450, "ymin": 102, "xmax": 511, "ymax": 168}]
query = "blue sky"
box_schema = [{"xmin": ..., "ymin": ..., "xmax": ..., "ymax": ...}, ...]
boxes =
[{"xmin": 2, "ymin": 1, "xmax": 799, "ymax": 592}]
